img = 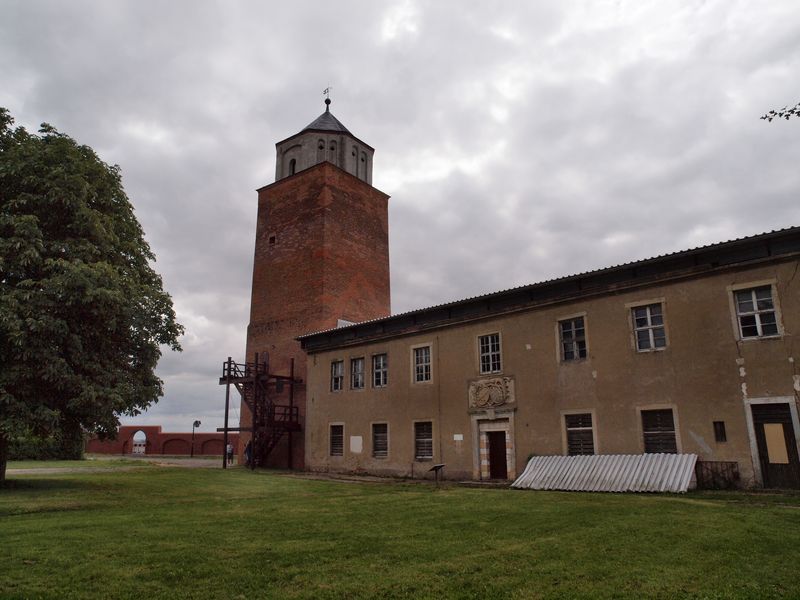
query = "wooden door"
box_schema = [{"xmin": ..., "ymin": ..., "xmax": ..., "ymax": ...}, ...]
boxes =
[
  {"xmin": 487, "ymin": 431, "xmax": 508, "ymax": 480},
  {"xmin": 751, "ymin": 403, "xmax": 800, "ymax": 489}
]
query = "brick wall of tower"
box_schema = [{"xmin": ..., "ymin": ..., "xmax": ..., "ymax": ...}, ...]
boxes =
[{"xmin": 241, "ymin": 161, "xmax": 390, "ymax": 469}]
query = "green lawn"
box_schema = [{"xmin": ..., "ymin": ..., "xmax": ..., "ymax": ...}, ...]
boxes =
[
  {"xmin": 1, "ymin": 468, "xmax": 799, "ymax": 599},
  {"xmin": 7, "ymin": 457, "xmax": 153, "ymax": 470}
]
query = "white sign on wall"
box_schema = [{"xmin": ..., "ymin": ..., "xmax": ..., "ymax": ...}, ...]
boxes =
[
  {"xmin": 350, "ymin": 435, "xmax": 363, "ymax": 454},
  {"xmin": 453, "ymin": 434, "xmax": 463, "ymax": 441}
]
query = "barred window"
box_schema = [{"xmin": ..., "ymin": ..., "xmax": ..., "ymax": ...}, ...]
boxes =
[
  {"xmin": 560, "ymin": 317, "xmax": 587, "ymax": 361},
  {"xmin": 734, "ymin": 286, "xmax": 779, "ymax": 338},
  {"xmin": 413, "ymin": 346, "xmax": 431, "ymax": 383},
  {"xmin": 642, "ymin": 409, "xmax": 677, "ymax": 453},
  {"xmin": 372, "ymin": 423, "xmax": 388, "ymax": 458},
  {"xmin": 479, "ymin": 333, "xmax": 502, "ymax": 374},
  {"xmin": 632, "ymin": 303, "xmax": 667, "ymax": 351},
  {"xmin": 373, "ymin": 353, "xmax": 388, "ymax": 388},
  {"xmin": 330, "ymin": 360, "xmax": 344, "ymax": 392},
  {"xmin": 329, "ymin": 424, "xmax": 344, "ymax": 457},
  {"xmin": 414, "ymin": 421, "xmax": 433, "ymax": 460},
  {"xmin": 565, "ymin": 413, "xmax": 594, "ymax": 455},
  {"xmin": 350, "ymin": 357, "xmax": 365, "ymax": 390}
]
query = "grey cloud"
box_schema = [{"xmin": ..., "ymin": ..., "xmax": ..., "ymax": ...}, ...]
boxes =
[{"xmin": 2, "ymin": 0, "xmax": 798, "ymax": 433}]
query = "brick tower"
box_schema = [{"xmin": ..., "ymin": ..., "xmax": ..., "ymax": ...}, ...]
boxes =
[{"xmin": 241, "ymin": 99, "xmax": 391, "ymax": 468}]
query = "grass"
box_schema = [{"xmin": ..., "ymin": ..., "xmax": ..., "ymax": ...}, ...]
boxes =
[
  {"xmin": 7, "ymin": 457, "xmax": 153, "ymax": 470},
  {"xmin": 1, "ymin": 468, "xmax": 799, "ymax": 599}
]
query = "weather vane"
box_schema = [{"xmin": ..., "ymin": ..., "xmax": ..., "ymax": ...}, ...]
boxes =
[{"xmin": 323, "ymin": 87, "xmax": 332, "ymax": 100}]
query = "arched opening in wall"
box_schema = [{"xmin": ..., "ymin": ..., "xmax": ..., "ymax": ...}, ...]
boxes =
[
  {"xmin": 351, "ymin": 145, "xmax": 358, "ymax": 175},
  {"xmin": 132, "ymin": 430, "xmax": 147, "ymax": 455},
  {"xmin": 328, "ymin": 141, "xmax": 337, "ymax": 165},
  {"xmin": 289, "ymin": 158, "xmax": 296, "ymax": 176},
  {"xmin": 317, "ymin": 139, "xmax": 325, "ymax": 162},
  {"xmin": 360, "ymin": 152, "xmax": 367, "ymax": 180}
]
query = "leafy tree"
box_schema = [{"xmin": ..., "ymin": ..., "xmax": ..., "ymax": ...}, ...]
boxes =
[
  {"xmin": 761, "ymin": 101, "xmax": 800, "ymax": 122},
  {"xmin": 0, "ymin": 108, "xmax": 183, "ymax": 484}
]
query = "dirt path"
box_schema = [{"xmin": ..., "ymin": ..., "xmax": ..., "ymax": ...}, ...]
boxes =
[{"xmin": 7, "ymin": 456, "xmax": 232, "ymax": 475}]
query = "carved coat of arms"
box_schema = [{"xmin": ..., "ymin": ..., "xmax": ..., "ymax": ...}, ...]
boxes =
[{"xmin": 469, "ymin": 377, "xmax": 514, "ymax": 409}]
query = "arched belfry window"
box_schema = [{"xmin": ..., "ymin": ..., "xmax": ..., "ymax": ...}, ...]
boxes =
[
  {"xmin": 352, "ymin": 145, "xmax": 358, "ymax": 175},
  {"xmin": 328, "ymin": 141, "xmax": 337, "ymax": 165},
  {"xmin": 316, "ymin": 139, "xmax": 325, "ymax": 162},
  {"xmin": 289, "ymin": 158, "xmax": 296, "ymax": 176},
  {"xmin": 360, "ymin": 152, "xmax": 367, "ymax": 180}
]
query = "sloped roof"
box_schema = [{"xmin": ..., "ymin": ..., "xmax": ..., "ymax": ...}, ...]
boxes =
[
  {"xmin": 297, "ymin": 226, "xmax": 800, "ymax": 350},
  {"xmin": 301, "ymin": 108, "xmax": 351, "ymax": 135}
]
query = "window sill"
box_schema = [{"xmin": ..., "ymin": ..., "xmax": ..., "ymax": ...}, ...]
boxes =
[
  {"xmin": 737, "ymin": 334, "xmax": 783, "ymax": 342},
  {"xmin": 635, "ymin": 347, "xmax": 667, "ymax": 354},
  {"xmin": 415, "ymin": 458, "xmax": 433, "ymax": 462}
]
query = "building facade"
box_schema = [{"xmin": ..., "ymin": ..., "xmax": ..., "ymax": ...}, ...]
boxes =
[
  {"xmin": 299, "ymin": 229, "xmax": 800, "ymax": 487},
  {"xmin": 240, "ymin": 100, "xmax": 390, "ymax": 468}
]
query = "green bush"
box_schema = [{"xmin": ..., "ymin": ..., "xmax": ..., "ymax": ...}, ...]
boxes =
[{"xmin": 8, "ymin": 430, "xmax": 84, "ymax": 460}]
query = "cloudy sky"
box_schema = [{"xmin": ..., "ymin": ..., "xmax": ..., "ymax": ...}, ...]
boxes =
[{"xmin": 2, "ymin": 1, "xmax": 799, "ymax": 433}]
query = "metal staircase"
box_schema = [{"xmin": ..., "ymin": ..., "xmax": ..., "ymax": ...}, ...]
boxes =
[{"xmin": 218, "ymin": 353, "xmax": 301, "ymax": 469}]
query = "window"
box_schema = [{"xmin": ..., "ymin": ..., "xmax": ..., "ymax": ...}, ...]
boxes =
[
  {"xmin": 565, "ymin": 413, "xmax": 594, "ymax": 455},
  {"xmin": 288, "ymin": 158, "xmax": 296, "ymax": 176},
  {"xmin": 413, "ymin": 346, "xmax": 431, "ymax": 383},
  {"xmin": 329, "ymin": 424, "xmax": 343, "ymax": 457},
  {"xmin": 372, "ymin": 423, "xmax": 388, "ymax": 458},
  {"xmin": 372, "ymin": 353, "xmax": 388, "ymax": 387},
  {"xmin": 330, "ymin": 360, "xmax": 344, "ymax": 392},
  {"xmin": 350, "ymin": 357, "xmax": 364, "ymax": 390},
  {"xmin": 479, "ymin": 333, "xmax": 502, "ymax": 374},
  {"xmin": 641, "ymin": 409, "xmax": 677, "ymax": 453},
  {"xmin": 632, "ymin": 303, "xmax": 667, "ymax": 351},
  {"xmin": 734, "ymin": 286, "xmax": 779, "ymax": 338},
  {"xmin": 414, "ymin": 421, "xmax": 433, "ymax": 460},
  {"xmin": 713, "ymin": 421, "xmax": 727, "ymax": 443},
  {"xmin": 560, "ymin": 317, "xmax": 587, "ymax": 361}
]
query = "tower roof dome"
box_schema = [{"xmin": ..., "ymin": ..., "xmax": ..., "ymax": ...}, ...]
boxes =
[{"xmin": 301, "ymin": 99, "xmax": 352, "ymax": 135}]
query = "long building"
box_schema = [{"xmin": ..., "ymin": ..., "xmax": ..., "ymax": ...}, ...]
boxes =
[
  {"xmin": 297, "ymin": 227, "xmax": 800, "ymax": 487},
  {"xmin": 240, "ymin": 100, "xmax": 800, "ymax": 487}
]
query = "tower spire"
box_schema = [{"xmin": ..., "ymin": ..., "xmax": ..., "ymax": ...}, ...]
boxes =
[{"xmin": 323, "ymin": 87, "xmax": 332, "ymax": 112}]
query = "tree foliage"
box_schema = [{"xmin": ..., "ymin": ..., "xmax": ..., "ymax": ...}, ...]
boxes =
[
  {"xmin": 761, "ymin": 101, "xmax": 800, "ymax": 122},
  {"xmin": 0, "ymin": 108, "xmax": 183, "ymax": 483}
]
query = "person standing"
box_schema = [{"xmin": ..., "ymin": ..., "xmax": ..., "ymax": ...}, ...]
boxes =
[{"xmin": 226, "ymin": 442, "xmax": 234, "ymax": 466}]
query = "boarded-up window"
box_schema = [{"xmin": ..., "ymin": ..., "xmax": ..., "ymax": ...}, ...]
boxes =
[
  {"xmin": 642, "ymin": 409, "xmax": 677, "ymax": 454},
  {"xmin": 565, "ymin": 413, "xmax": 594, "ymax": 455},
  {"xmin": 415, "ymin": 421, "xmax": 433, "ymax": 460},
  {"xmin": 372, "ymin": 423, "xmax": 388, "ymax": 458},
  {"xmin": 330, "ymin": 424, "xmax": 344, "ymax": 457}
]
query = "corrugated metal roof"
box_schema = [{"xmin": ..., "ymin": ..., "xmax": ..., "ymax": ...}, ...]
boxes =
[
  {"xmin": 511, "ymin": 454, "xmax": 698, "ymax": 493},
  {"xmin": 297, "ymin": 226, "xmax": 800, "ymax": 342}
]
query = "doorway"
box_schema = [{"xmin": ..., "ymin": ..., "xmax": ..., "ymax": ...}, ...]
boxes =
[
  {"xmin": 487, "ymin": 431, "xmax": 508, "ymax": 480},
  {"xmin": 132, "ymin": 430, "xmax": 147, "ymax": 455},
  {"xmin": 751, "ymin": 403, "xmax": 800, "ymax": 489}
]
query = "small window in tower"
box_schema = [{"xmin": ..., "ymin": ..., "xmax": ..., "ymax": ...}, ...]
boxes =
[
  {"xmin": 268, "ymin": 235, "xmax": 276, "ymax": 245},
  {"xmin": 713, "ymin": 421, "xmax": 727, "ymax": 443},
  {"xmin": 289, "ymin": 158, "xmax": 296, "ymax": 176},
  {"xmin": 318, "ymin": 140, "xmax": 325, "ymax": 150}
]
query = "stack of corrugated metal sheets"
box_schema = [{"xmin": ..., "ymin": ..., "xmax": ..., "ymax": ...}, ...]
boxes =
[{"xmin": 512, "ymin": 454, "xmax": 697, "ymax": 493}]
